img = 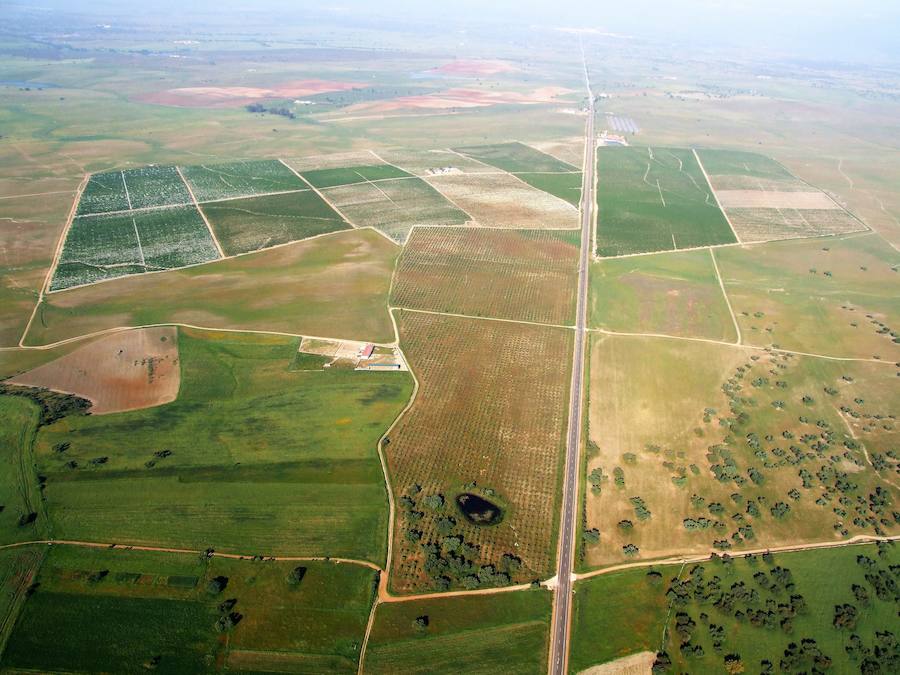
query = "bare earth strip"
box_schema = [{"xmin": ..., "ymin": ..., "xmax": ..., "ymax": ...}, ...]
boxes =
[
  {"xmin": 578, "ymin": 651, "xmax": 655, "ymax": 675},
  {"xmin": 9, "ymin": 326, "xmax": 179, "ymax": 414},
  {"xmin": 715, "ymin": 190, "xmax": 840, "ymax": 209},
  {"xmin": 425, "ymin": 173, "xmax": 578, "ymax": 229}
]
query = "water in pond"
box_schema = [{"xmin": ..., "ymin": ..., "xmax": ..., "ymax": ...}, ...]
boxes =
[{"xmin": 456, "ymin": 493, "xmax": 503, "ymax": 526}]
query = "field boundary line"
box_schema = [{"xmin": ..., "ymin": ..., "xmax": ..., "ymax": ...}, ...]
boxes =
[
  {"xmin": 10, "ymin": 321, "xmax": 398, "ymax": 353},
  {"xmin": 41, "ymin": 226, "xmax": 361, "ymax": 297},
  {"xmin": 130, "ymin": 215, "xmax": 147, "ymax": 268},
  {"xmin": 709, "ymin": 247, "xmax": 741, "ymax": 344},
  {"xmin": 0, "ymin": 539, "xmax": 382, "ymax": 570},
  {"xmin": 18, "ymin": 172, "xmax": 90, "ymax": 347},
  {"xmin": 517, "ymin": 140, "xmax": 582, "ymax": 171},
  {"xmin": 120, "ymin": 171, "xmax": 133, "ymax": 210},
  {"xmin": 375, "ymin": 309, "xmax": 420, "ymax": 598},
  {"xmin": 443, "ymin": 146, "xmax": 563, "ymax": 200},
  {"xmin": 0, "ymin": 189, "xmax": 77, "ymax": 201},
  {"xmin": 276, "ymin": 158, "xmax": 361, "ymax": 230},
  {"xmin": 390, "ymin": 306, "xmax": 574, "ymax": 330},
  {"xmin": 590, "ymin": 327, "xmax": 894, "ymax": 364},
  {"xmin": 575, "ymin": 534, "xmax": 900, "ymax": 581},
  {"xmin": 417, "ymin": 177, "xmax": 478, "ymax": 227},
  {"xmin": 692, "ymin": 148, "xmax": 742, "ymax": 245},
  {"xmin": 177, "ymin": 166, "xmax": 225, "ymax": 258}
]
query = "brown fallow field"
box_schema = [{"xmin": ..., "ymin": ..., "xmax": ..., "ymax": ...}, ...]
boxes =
[{"xmin": 9, "ymin": 326, "xmax": 180, "ymax": 414}]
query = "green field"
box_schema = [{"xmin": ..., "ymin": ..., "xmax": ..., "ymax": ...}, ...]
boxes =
[
  {"xmin": 180, "ymin": 159, "xmax": 307, "ymax": 202},
  {"xmin": 51, "ymin": 206, "xmax": 220, "ymax": 290},
  {"xmin": 589, "ymin": 248, "xmax": 737, "ymax": 341},
  {"xmin": 28, "ymin": 329, "xmax": 412, "ymax": 562},
  {"xmin": 1, "ymin": 546, "xmax": 376, "ymax": 673},
  {"xmin": 28, "ymin": 228, "xmax": 399, "ymax": 345},
  {"xmin": 300, "ymin": 164, "xmax": 412, "ymax": 189},
  {"xmin": 454, "ymin": 142, "xmax": 577, "ymax": 173},
  {"xmin": 121, "ymin": 165, "xmax": 193, "ymax": 209},
  {"xmin": 76, "ymin": 171, "xmax": 130, "ymax": 215},
  {"xmin": 595, "ymin": 146, "xmax": 736, "ymax": 256},
  {"xmin": 200, "ymin": 190, "xmax": 350, "ymax": 256},
  {"xmin": 571, "ymin": 543, "xmax": 900, "ymax": 674},
  {"xmin": 366, "ymin": 589, "xmax": 551, "ymax": 674},
  {"xmin": 0, "ymin": 547, "xmax": 45, "ymax": 657},
  {"xmin": 516, "ymin": 171, "xmax": 582, "ymax": 206},
  {"xmin": 695, "ymin": 149, "xmax": 796, "ymax": 182},
  {"xmin": 453, "ymin": 142, "xmax": 582, "ymax": 205},
  {"xmin": 0, "ymin": 398, "xmax": 46, "ymax": 544}
]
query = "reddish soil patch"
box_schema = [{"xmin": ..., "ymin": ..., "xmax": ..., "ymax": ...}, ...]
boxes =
[
  {"xmin": 10, "ymin": 326, "xmax": 180, "ymax": 414},
  {"xmin": 430, "ymin": 59, "xmax": 518, "ymax": 76},
  {"xmin": 348, "ymin": 86, "xmax": 571, "ymax": 113},
  {"xmin": 137, "ymin": 79, "xmax": 361, "ymax": 108}
]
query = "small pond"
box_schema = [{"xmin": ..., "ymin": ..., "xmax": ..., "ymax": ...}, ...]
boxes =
[{"xmin": 456, "ymin": 493, "xmax": 503, "ymax": 526}]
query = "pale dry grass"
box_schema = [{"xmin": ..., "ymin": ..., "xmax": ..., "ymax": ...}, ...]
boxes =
[
  {"xmin": 716, "ymin": 190, "xmax": 838, "ymax": 209},
  {"xmin": 425, "ymin": 173, "xmax": 578, "ymax": 229},
  {"xmin": 578, "ymin": 651, "xmax": 655, "ymax": 675}
]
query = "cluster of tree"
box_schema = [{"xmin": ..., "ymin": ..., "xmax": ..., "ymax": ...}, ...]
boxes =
[
  {"xmin": 245, "ymin": 103, "xmax": 296, "ymax": 119},
  {"xmin": 401, "ymin": 484, "xmax": 523, "ymax": 590},
  {"xmin": 0, "ymin": 384, "xmax": 91, "ymax": 425},
  {"xmin": 215, "ymin": 597, "xmax": 242, "ymax": 633},
  {"xmin": 845, "ymin": 631, "xmax": 899, "ymax": 672},
  {"xmin": 629, "ymin": 496, "xmax": 651, "ymax": 521}
]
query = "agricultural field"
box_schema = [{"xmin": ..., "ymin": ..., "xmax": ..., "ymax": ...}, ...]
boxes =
[
  {"xmin": 589, "ymin": 248, "xmax": 737, "ymax": 341},
  {"xmin": 365, "ymin": 589, "xmax": 552, "ymax": 674},
  {"xmin": 583, "ymin": 333, "xmax": 899, "ymax": 567},
  {"xmin": 27, "ymin": 328, "xmax": 412, "ymax": 562},
  {"xmin": 0, "ymin": 188, "xmax": 77, "ymax": 346},
  {"xmin": 178, "ymin": 159, "xmax": 307, "ymax": 202},
  {"xmin": 425, "ymin": 172, "xmax": 578, "ymax": 229},
  {"xmin": 0, "ymin": 397, "xmax": 46, "ymax": 543},
  {"xmin": 1, "ymin": 545, "xmax": 377, "ymax": 673},
  {"xmin": 0, "ymin": 547, "xmax": 45, "ymax": 656},
  {"xmin": 391, "ymin": 228, "xmax": 579, "ymax": 325},
  {"xmin": 716, "ymin": 233, "xmax": 900, "ymax": 360},
  {"xmin": 76, "ymin": 166, "xmax": 193, "ymax": 215},
  {"xmin": 300, "ymin": 163, "xmax": 412, "ymax": 189},
  {"xmin": 595, "ymin": 146, "xmax": 736, "ymax": 256},
  {"xmin": 200, "ymin": 190, "xmax": 350, "ymax": 256},
  {"xmin": 51, "ymin": 206, "xmax": 220, "ymax": 291},
  {"xmin": 453, "ymin": 142, "xmax": 582, "ymax": 205},
  {"xmin": 454, "ymin": 142, "xmax": 577, "ymax": 173},
  {"xmin": 318, "ymin": 174, "xmax": 469, "ymax": 242},
  {"xmin": 385, "ymin": 311, "xmax": 573, "ymax": 593},
  {"xmin": 378, "ymin": 148, "xmax": 499, "ymax": 175},
  {"xmin": 571, "ymin": 543, "xmax": 900, "ymax": 674},
  {"xmin": 9, "ymin": 326, "xmax": 180, "ymax": 414},
  {"xmin": 27, "ymin": 229, "xmax": 398, "ymax": 345},
  {"xmin": 696, "ymin": 149, "xmax": 866, "ymax": 242}
]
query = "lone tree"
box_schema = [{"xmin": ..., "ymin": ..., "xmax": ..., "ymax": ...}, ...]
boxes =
[
  {"xmin": 206, "ymin": 576, "xmax": 229, "ymax": 595},
  {"xmin": 413, "ymin": 615, "xmax": 429, "ymax": 633},
  {"xmin": 287, "ymin": 566, "xmax": 307, "ymax": 585}
]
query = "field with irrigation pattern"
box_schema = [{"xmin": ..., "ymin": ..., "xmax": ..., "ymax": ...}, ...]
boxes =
[{"xmin": 595, "ymin": 146, "xmax": 736, "ymax": 256}]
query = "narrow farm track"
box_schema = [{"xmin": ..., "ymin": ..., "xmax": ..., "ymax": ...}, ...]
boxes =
[{"xmin": 18, "ymin": 172, "xmax": 89, "ymax": 347}]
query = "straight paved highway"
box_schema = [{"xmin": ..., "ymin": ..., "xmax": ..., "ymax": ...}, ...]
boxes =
[{"xmin": 549, "ymin": 53, "xmax": 594, "ymax": 675}]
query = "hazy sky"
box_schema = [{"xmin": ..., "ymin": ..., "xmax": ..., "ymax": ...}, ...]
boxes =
[{"xmin": 10, "ymin": 0, "xmax": 900, "ymax": 63}]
